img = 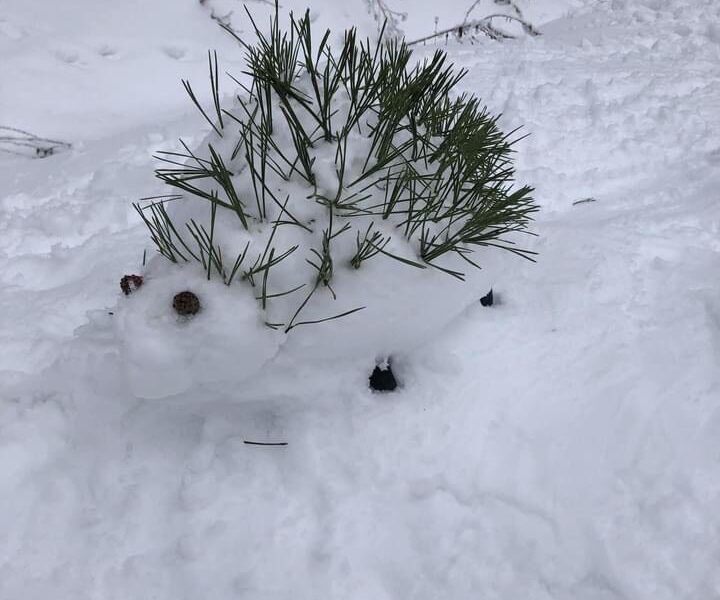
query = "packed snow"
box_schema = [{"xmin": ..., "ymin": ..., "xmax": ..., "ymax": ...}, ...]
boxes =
[{"xmin": 1, "ymin": 0, "xmax": 719, "ymax": 599}]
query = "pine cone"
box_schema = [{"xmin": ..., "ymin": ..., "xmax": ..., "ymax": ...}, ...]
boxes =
[
  {"xmin": 173, "ymin": 291, "xmax": 201, "ymax": 316},
  {"xmin": 120, "ymin": 274, "xmax": 144, "ymax": 295},
  {"xmin": 369, "ymin": 359, "xmax": 397, "ymax": 392}
]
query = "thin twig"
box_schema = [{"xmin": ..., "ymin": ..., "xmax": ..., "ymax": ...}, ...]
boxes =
[
  {"xmin": 243, "ymin": 440, "xmax": 288, "ymax": 446},
  {"xmin": 572, "ymin": 197, "xmax": 597, "ymax": 206},
  {"xmin": 407, "ymin": 14, "xmax": 539, "ymax": 46},
  {"xmin": 0, "ymin": 125, "xmax": 71, "ymax": 158}
]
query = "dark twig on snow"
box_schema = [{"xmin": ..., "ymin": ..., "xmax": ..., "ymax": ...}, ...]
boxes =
[
  {"xmin": 0, "ymin": 126, "xmax": 71, "ymax": 158},
  {"xmin": 464, "ymin": 0, "xmax": 522, "ymax": 24},
  {"xmin": 366, "ymin": 0, "xmax": 407, "ymax": 38},
  {"xmin": 408, "ymin": 14, "xmax": 539, "ymax": 46},
  {"xmin": 572, "ymin": 197, "xmax": 597, "ymax": 206},
  {"xmin": 243, "ymin": 440, "xmax": 288, "ymax": 446},
  {"xmin": 198, "ymin": 0, "xmax": 274, "ymax": 35},
  {"xmin": 409, "ymin": 0, "xmax": 540, "ymax": 47}
]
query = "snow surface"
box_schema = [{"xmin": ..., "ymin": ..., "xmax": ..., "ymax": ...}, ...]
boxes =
[{"xmin": 2, "ymin": 0, "xmax": 720, "ymax": 598}]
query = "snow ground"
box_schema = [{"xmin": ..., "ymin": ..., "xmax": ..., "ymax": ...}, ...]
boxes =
[{"xmin": 1, "ymin": 0, "xmax": 720, "ymax": 599}]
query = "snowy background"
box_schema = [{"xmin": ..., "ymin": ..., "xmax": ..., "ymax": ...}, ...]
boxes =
[{"xmin": 1, "ymin": 0, "xmax": 720, "ymax": 598}]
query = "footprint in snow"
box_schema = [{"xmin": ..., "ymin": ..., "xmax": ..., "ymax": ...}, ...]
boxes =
[
  {"xmin": 55, "ymin": 48, "xmax": 84, "ymax": 66},
  {"xmin": 162, "ymin": 46, "xmax": 187, "ymax": 60},
  {"xmin": 97, "ymin": 44, "xmax": 119, "ymax": 59}
]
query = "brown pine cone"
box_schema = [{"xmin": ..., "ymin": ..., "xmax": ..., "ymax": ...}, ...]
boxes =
[
  {"xmin": 173, "ymin": 291, "xmax": 201, "ymax": 316},
  {"xmin": 120, "ymin": 274, "xmax": 144, "ymax": 295}
]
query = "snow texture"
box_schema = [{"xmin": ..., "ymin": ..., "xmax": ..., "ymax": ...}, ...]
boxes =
[{"xmin": 1, "ymin": 0, "xmax": 720, "ymax": 598}]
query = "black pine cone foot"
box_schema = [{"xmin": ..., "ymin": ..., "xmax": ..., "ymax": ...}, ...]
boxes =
[
  {"xmin": 369, "ymin": 359, "xmax": 397, "ymax": 392},
  {"xmin": 480, "ymin": 289, "xmax": 494, "ymax": 307}
]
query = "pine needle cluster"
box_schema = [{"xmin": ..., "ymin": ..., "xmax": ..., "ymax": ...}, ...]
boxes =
[{"xmin": 136, "ymin": 8, "xmax": 538, "ymax": 332}]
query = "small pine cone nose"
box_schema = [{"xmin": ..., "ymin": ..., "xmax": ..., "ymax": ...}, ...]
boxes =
[
  {"xmin": 120, "ymin": 274, "xmax": 144, "ymax": 295},
  {"xmin": 173, "ymin": 291, "xmax": 201, "ymax": 316}
]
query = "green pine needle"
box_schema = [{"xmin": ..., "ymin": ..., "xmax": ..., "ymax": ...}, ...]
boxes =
[{"xmin": 139, "ymin": 3, "xmax": 538, "ymax": 332}]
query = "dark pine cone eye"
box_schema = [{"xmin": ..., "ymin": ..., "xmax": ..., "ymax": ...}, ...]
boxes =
[{"xmin": 173, "ymin": 291, "xmax": 201, "ymax": 316}]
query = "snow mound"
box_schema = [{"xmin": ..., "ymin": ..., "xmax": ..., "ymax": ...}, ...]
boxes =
[{"xmin": 115, "ymin": 16, "xmax": 534, "ymax": 396}]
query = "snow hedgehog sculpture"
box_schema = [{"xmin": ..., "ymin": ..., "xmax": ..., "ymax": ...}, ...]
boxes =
[{"xmin": 118, "ymin": 9, "xmax": 537, "ymax": 398}]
